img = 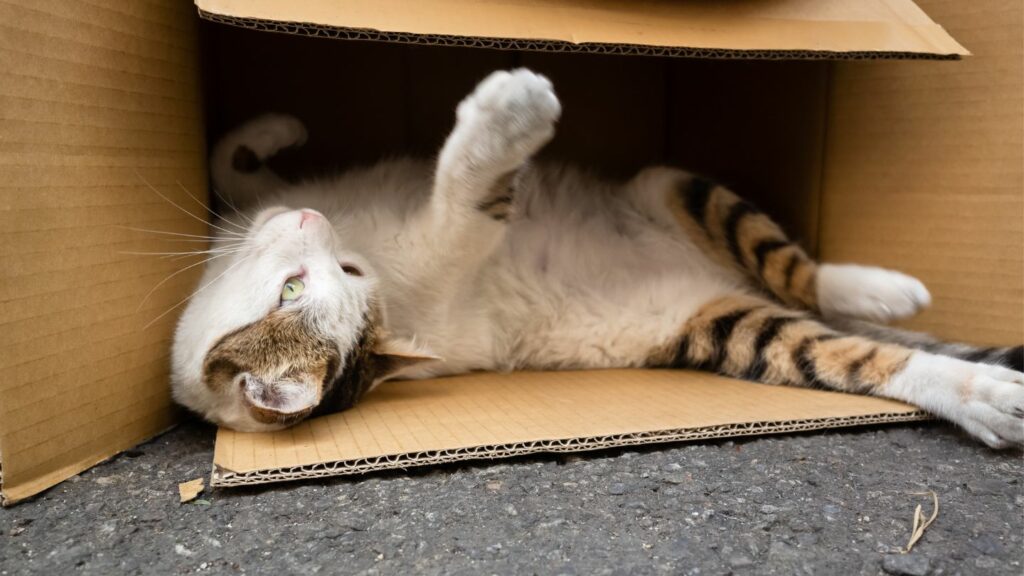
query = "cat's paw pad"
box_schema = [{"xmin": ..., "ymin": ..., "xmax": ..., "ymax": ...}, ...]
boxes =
[
  {"xmin": 234, "ymin": 114, "xmax": 308, "ymax": 161},
  {"xmin": 457, "ymin": 69, "xmax": 561, "ymax": 166},
  {"xmin": 817, "ymin": 264, "xmax": 930, "ymax": 322},
  {"xmin": 958, "ymin": 369, "xmax": 1024, "ymax": 448}
]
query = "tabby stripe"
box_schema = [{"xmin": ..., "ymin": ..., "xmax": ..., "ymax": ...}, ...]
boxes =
[
  {"xmin": 958, "ymin": 342, "xmax": 999, "ymax": 360},
  {"xmin": 753, "ymin": 239, "xmax": 790, "ymax": 274},
  {"xmin": 792, "ymin": 334, "xmax": 838, "ymax": 389},
  {"xmin": 672, "ymin": 335, "xmax": 691, "ymax": 368},
  {"xmin": 477, "ymin": 194, "xmax": 513, "ymax": 212},
  {"xmin": 792, "ymin": 337, "xmax": 818, "ymax": 388},
  {"xmin": 847, "ymin": 347, "xmax": 878, "ymax": 382},
  {"xmin": 683, "ymin": 176, "xmax": 715, "ymax": 229},
  {"xmin": 1005, "ymin": 345, "xmax": 1024, "ymax": 372},
  {"xmin": 706, "ymin": 308, "xmax": 755, "ymax": 371},
  {"xmin": 783, "ymin": 252, "xmax": 801, "ymax": 291},
  {"xmin": 745, "ymin": 316, "xmax": 798, "ymax": 380},
  {"xmin": 723, "ymin": 201, "xmax": 760, "ymax": 267}
]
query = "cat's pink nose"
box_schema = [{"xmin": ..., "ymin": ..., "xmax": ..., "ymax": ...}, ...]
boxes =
[{"xmin": 299, "ymin": 210, "xmax": 321, "ymax": 229}]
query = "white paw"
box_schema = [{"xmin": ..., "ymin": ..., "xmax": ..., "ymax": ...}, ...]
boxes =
[
  {"xmin": 235, "ymin": 113, "xmax": 308, "ymax": 160},
  {"xmin": 817, "ymin": 264, "xmax": 930, "ymax": 322},
  {"xmin": 891, "ymin": 354, "xmax": 1024, "ymax": 449},
  {"xmin": 959, "ymin": 371, "xmax": 1024, "ymax": 448},
  {"xmin": 455, "ymin": 69, "xmax": 561, "ymax": 169}
]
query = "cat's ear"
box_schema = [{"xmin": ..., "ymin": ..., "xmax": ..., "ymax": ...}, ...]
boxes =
[
  {"xmin": 372, "ymin": 337, "xmax": 442, "ymax": 380},
  {"xmin": 242, "ymin": 374, "xmax": 318, "ymax": 417}
]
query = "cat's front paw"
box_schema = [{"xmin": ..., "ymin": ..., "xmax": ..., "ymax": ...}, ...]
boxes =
[
  {"xmin": 817, "ymin": 264, "xmax": 930, "ymax": 322},
  {"xmin": 456, "ymin": 69, "xmax": 561, "ymax": 171}
]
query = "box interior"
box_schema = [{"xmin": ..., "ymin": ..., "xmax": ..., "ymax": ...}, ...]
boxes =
[{"xmin": 3, "ymin": 0, "xmax": 1019, "ymax": 503}]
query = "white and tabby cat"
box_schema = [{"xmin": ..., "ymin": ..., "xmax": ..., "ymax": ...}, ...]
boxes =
[{"xmin": 170, "ymin": 69, "xmax": 1024, "ymax": 447}]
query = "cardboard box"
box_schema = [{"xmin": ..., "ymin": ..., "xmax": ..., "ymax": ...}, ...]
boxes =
[{"xmin": 1, "ymin": 0, "xmax": 1020, "ymax": 504}]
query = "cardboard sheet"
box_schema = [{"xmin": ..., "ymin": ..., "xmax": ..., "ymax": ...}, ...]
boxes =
[
  {"xmin": 195, "ymin": 0, "xmax": 968, "ymax": 59},
  {"xmin": 213, "ymin": 370, "xmax": 927, "ymax": 487},
  {"xmin": 819, "ymin": 0, "xmax": 1024, "ymax": 346},
  {"xmin": 0, "ymin": 1, "xmax": 209, "ymax": 505}
]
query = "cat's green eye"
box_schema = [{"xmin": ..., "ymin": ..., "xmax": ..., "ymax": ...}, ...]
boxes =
[{"xmin": 281, "ymin": 276, "xmax": 305, "ymax": 302}]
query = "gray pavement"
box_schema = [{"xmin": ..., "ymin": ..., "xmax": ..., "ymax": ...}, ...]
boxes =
[{"xmin": 1, "ymin": 420, "xmax": 1021, "ymax": 575}]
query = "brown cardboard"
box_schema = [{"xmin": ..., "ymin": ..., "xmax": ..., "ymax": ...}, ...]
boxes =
[
  {"xmin": 213, "ymin": 371, "xmax": 927, "ymax": 487},
  {"xmin": 3, "ymin": 0, "xmax": 1013, "ymax": 503},
  {"xmin": 0, "ymin": 1, "xmax": 209, "ymax": 505},
  {"xmin": 819, "ymin": 0, "xmax": 1024, "ymax": 346},
  {"xmin": 196, "ymin": 0, "xmax": 968, "ymax": 59}
]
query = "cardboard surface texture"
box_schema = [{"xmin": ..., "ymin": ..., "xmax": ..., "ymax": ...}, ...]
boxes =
[
  {"xmin": 196, "ymin": 0, "xmax": 968, "ymax": 59},
  {"xmin": 819, "ymin": 0, "xmax": 1024, "ymax": 346},
  {"xmin": 0, "ymin": 1, "xmax": 208, "ymax": 505},
  {"xmin": 2, "ymin": 0, "xmax": 1019, "ymax": 502},
  {"xmin": 213, "ymin": 371, "xmax": 927, "ymax": 486}
]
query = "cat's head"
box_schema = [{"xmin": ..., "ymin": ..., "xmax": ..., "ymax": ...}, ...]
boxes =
[{"xmin": 170, "ymin": 206, "xmax": 435, "ymax": 431}]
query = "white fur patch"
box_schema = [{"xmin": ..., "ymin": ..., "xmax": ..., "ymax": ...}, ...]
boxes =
[
  {"xmin": 817, "ymin": 264, "xmax": 931, "ymax": 322},
  {"xmin": 886, "ymin": 353, "xmax": 1024, "ymax": 448}
]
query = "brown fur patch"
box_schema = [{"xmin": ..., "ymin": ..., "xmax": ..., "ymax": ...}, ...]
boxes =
[
  {"xmin": 856, "ymin": 345, "xmax": 912, "ymax": 390},
  {"xmin": 203, "ymin": 310, "xmax": 341, "ymax": 423}
]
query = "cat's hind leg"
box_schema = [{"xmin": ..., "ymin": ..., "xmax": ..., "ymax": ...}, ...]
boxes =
[
  {"xmin": 627, "ymin": 167, "xmax": 930, "ymax": 322},
  {"xmin": 650, "ymin": 293, "xmax": 1024, "ymax": 448}
]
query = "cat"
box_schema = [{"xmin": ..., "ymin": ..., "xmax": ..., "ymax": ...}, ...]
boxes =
[{"xmin": 170, "ymin": 69, "xmax": 1024, "ymax": 448}]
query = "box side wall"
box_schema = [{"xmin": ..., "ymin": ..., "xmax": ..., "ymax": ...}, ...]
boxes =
[
  {"xmin": 819, "ymin": 0, "xmax": 1023, "ymax": 345},
  {"xmin": 203, "ymin": 24, "xmax": 828, "ymax": 245},
  {"xmin": 0, "ymin": 0, "xmax": 208, "ymax": 504}
]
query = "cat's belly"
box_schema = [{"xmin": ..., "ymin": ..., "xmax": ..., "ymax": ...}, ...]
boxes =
[{"xmin": 478, "ymin": 205, "xmax": 747, "ymax": 371}]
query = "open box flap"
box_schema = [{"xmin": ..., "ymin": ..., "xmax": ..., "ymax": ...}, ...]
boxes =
[
  {"xmin": 212, "ymin": 370, "xmax": 928, "ymax": 487},
  {"xmin": 0, "ymin": 1, "xmax": 208, "ymax": 505},
  {"xmin": 196, "ymin": 0, "xmax": 968, "ymax": 59}
]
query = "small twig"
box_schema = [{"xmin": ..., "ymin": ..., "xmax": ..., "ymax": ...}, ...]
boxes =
[{"xmin": 901, "ymin": 490, "xmax": 939, "ymax": 553}]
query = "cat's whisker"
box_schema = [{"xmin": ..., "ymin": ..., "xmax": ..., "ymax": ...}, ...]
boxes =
[
  {"xmin": 115, "ymin": 225, "xmax": 229, "ymax": 241},
  {"xmin": 143, "ymin": 253, "xmax": 252, "ymax": 330},
  {"xmin": 176, "ymin": 180, "xmax": 251, "ymax": 233},
  {"xmin": 133, "ymin": 170, "xmax": 246, "ymax": 238},
  {"xmin": 136, "ymin": 251, "xmax": 240, "ymax": 314},
  {"xmin": 121, "ymin": 248, "xmax": 246, "ymax": 258},
  {"xmin": 211, "ymin": 184, "xmax": 255, "ymax": 226}
]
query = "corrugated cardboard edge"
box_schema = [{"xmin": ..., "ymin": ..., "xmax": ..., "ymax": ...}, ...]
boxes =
[
  {"xmin": 0, "ymin": 422, "xmax": 177, "ymax": 507},
  {"xmin": 210, "ymin": 411, "xmax": 930, "ymax": 488},
  {"xmin": 196, "ymin": 10, "xmax": 964, "ymax": 61}
]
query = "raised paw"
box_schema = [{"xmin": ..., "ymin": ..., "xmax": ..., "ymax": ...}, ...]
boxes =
[
  {"xmin": 455, "ymin": 68, "xmax": 561, "ymax": 172},
  {"xmin": 231, "ymin": 113, "xmax": 308, "ymax": 165},
  {"xmin": 817, "ymin": 264, "xmax": 931, "ymax": 322}
]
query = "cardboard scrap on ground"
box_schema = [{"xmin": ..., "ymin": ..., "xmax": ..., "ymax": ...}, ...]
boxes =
[{"xmin": 178, "ymin": 478, "xmax": 205, "ymax": 503}]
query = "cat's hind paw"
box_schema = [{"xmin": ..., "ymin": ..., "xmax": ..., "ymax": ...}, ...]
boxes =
[
  {"xmin": 817, "ymin": 264, "xmax": 931, "ymax": 322},
  {"xmin": 956, "ymin": 365, "xmax": 1024, "ymax": 449}
]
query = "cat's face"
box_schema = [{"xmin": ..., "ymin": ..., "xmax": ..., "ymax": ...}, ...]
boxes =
[{"xmin": 170, "ymin": 207, "xmax": 426, "ymax": 431}]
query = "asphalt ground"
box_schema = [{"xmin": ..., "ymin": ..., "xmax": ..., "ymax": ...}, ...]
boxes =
[{"xmin": 1, "ymin": 419, "xmax": 1021, "ymax": 575}]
